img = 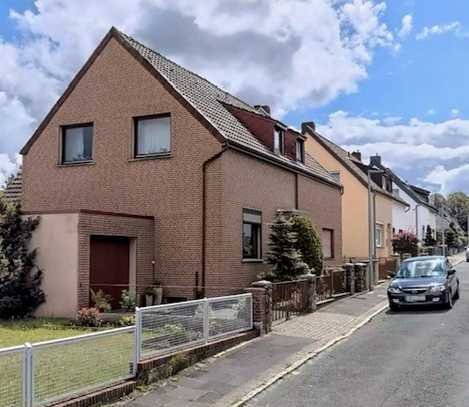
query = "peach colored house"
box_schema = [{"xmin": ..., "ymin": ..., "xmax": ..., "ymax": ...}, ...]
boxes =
[
  {"xmin": 17, "ymin": 28, "xmax": 343, "ymax": 317},
  {"xmin": 302, "ymin": 123, "xmax": 408, "ymax": 263}
]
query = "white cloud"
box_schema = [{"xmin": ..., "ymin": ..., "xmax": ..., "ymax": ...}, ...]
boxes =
[
  {"xmin": 426, "ymin": 109, "xmax": 436, "ymax": 116},
  {"xmin": 451, "ymin": 108, "xmax": 460, "ymax": 117},
  {"xmin": 0, "ymin": 0, "xmax": 399, "ymax": 183},
  {"xmin": 423, "ymin": 164, "xmax": 469, "ymax": 195},
  {"xmin": 416, "ymin": 21, "xmax": 463, "ymax": 40},
  {"xmin": 317, "ymin": 111, "xmax": 469, "ymax": 193},
  {"xmin": 398, "ymin": 14, "xmax": 413, "ymax": 39}
]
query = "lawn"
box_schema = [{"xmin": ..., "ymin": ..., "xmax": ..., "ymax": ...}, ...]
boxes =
[
  {"xmin": 0, "ymin": 318, "xmax": 134, "ymax": 407},
  {"xmin": 0, "ymin": 318, "xmax": 97, "ymax": 348}
]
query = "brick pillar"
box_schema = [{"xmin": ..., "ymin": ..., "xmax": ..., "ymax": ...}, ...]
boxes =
[
  {"xmin": 246, "ymin": 280, "xmax": 272, "ymax": 335},
  {"xmin": 299, "ymin": 273, "xmax": 317, "ymax": 313}
]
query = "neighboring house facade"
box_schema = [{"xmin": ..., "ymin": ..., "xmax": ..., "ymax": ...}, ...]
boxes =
[
  {"xmin": 369, "ymin": 156, "xmax": 438, "ymax": 242},
  {"xmin": 302, "ymin": 124, "xmax": 408, "ymax": 262},
  {"xmin": 19, "ymin": 28, "xmax": 342, "ymax": 317}
]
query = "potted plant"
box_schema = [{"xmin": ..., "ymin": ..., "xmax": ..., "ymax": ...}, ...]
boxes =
[
  {"xmin": 153, "ymin": 280, "xmax": 163, "ymax": 305},
  {"xmin": 143, "ymin": 287, "xmax": 154, "ymax": 307},
  {"xmin": 119, "ymin": 289, "xmax": 136, "ymax": 312}
]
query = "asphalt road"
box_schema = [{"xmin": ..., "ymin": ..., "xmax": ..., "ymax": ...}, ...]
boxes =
[{"xmin": 248, "ymin": 261, "xmax": 469, "ymax": 407}]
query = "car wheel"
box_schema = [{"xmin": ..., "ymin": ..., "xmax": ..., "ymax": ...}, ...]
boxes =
[
  {"xmin": 445, "ymin": 290, "xmax": 454, "ymax": 309},
  {"xmin": 389, "ymin": 302, "xmax": 399, "ymax": 312},
  {"xmin": 454, "ymin": 284, "xmax": 460, "ymax": 300}
]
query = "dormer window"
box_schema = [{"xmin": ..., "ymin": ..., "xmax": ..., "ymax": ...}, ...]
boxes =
[
  {"xmin": 274, "ymin": 128, "xmax": 284, "ymax": 155},
  {"xmin": 296, "ymin": 139, "xmax": 305, "ymax": 163}
]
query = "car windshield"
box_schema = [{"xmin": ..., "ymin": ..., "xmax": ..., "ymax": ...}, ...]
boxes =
[{"xmin": 396, "ymin": 259, "xmax": 446, "ymax": 278}]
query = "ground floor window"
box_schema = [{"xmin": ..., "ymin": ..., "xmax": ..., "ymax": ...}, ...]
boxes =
[
  {"xmin": 322, "ymin": 228, "xmax": 334, "ymax": 259},
  {"xmin": 242, "ymin": 209, "xmax": 262, "ymax": 260},
  {"xmin": 376, "ymin": 223, "xmax": 384, "ymax": 248}
]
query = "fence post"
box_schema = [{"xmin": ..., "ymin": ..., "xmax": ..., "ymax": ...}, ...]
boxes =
[
  {"xmin": 299, "ymin": 274, "xmax": 316, "ymax": 313},
  {"xmin": 23, "ymin": 343, "xmax": 33, "ymax": 407},
  {"xmin": 246, "ymin": 281, "xmax": 272, "ymax": 335},
  {"xmin": 203, "ymin": 298, "xmax": 209, "ymax": 344},
  {"xmin": 134, "ymin": 307, "xmax": 142, "ymax": 372},
  {"xmin": 345, "ymin": 263, "xmax": 355, "ymax": 295}
]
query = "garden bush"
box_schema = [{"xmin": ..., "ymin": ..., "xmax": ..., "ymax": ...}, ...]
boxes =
[
  {"xmin": 0, "ymin": 200, "xmax": 45, "ymax": 319},
  {"xmin": 75, "ymin": 307, "xmax": 103, "ymax": 327}
]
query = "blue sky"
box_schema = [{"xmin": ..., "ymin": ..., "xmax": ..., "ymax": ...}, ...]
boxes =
[{"xmin": 1, "ymin": 0, "xmax": 468, "ymax": 193}]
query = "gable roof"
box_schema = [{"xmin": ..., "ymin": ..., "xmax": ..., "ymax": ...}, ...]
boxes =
[
  {"xmin": 20, "ymin": 27, "xmax": 340, "ymax": 188},
  {"xmin": 304, "ymin": 125, "xmax": 408, "ymax": 206},
  {"xmin": 374, "ymin": 166, "xmax": 438, "ymax": 213}
]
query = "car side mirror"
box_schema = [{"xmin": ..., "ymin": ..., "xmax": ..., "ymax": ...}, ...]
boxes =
[
  {"xmin": 388, "ymin": 272, "xmax": 396, "ymax": 278},
  {"xmin": 448, "ymin": 268, "xmax": 456, "ymax": 275}
]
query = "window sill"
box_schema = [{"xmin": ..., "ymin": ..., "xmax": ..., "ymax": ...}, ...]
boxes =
[
  {"xmin": 57, "ymin": 160, "xmax": 95, "ymax": 168},
  {"xmin": 242, "ymin": 258, "xmax": 264, "ymax": 263},
  {"xmin": 129, "ymin": 153, "xmax": 172, "ymax": 162}
]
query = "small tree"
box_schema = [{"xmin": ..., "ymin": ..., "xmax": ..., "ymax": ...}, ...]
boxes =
[
  {"xmin": 445, "ymin": 228, "xmax": 456, "ymax": 249},
  {"xmin": 265, "ymin": 213, "xmax": 309, "ymax": 281},
  {"xmin": 392, "ymin": 231, "xmax": 418, "ymax": 258},
  {"xmin": 0, "ymin": 200, "xmax": 45, "ymax": 318},
  {"xmin": 290, "ymin": 215, "xmax": 323, "ymax": 274},
  {"xmin": 424, "ymin": 225, "xmax": 436, "ymax": 247}
]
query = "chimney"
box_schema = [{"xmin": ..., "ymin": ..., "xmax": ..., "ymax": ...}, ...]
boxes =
[
  {"xmin": 254, "ymin": 105, "xmax": 271, "ymax": 115},
  {"xmin": 370, "ymin": 154, "xmax": 381, "ymax": 167},
  {"xmin": 351, "ymin": 150, "xmax": 362, "ymax": 161},
  {"xmin": 301, "ymin": 121, "xmax": 316, "ymax": 135}
]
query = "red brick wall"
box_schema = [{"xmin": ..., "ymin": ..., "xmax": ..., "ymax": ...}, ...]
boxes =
[
  {"xmin": 204, "ymin": 149, "xmax": 342, "ymax": 294},
  {"xmin": 22, "ymin": 37, "xmax": 222, "ymax": 301}
]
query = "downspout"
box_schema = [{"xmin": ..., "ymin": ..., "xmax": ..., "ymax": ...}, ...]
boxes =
[{"xmin": 200, "ymin": 143, "xmax": 228, "ymax": 298}]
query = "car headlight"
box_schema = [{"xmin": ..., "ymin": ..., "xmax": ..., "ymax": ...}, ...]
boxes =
[
  {"xmin": 388, "ymin": 286, "xmax": 401, "ymax": 294},
  {"xmin": 430, "ymin": 285, "xmax": 446, "ymax": 293}
]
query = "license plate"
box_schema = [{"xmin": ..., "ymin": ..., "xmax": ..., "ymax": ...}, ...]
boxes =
[{"xmin": 405, "ymin": 295, "xmax": 426, "ymax": 302}]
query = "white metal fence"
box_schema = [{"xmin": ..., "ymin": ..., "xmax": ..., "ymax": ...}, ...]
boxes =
[
  {"xmin": 137, "ymin": 294, "xmax": 253, "ymax": 360},
  {"xmin": 0, "ymin": 293, "xmax": 252, "ymax": 407}
]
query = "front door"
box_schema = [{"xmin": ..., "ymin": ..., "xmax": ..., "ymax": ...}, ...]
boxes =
[{"xmin": 90, "ymin": 236, "xmax": 130, "ymax": 309}]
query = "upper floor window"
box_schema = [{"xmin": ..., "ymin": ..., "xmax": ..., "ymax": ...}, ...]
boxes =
[
  {"xmin": 274, "ymin": 128, "xmax": 284, "ymax": 155},
  {"xmin": 62, "ymin": 123, "xmax": 93, "ymax": 163},
  {"xmin": 296, "ymin": 139, "xmax": 305, "ymax": 163},
  {"xmin": 135, "ymin": 114, "xmax": 171, "ymax": 157}
]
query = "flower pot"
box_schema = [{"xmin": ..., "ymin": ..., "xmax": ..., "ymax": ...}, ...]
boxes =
[
  {"xmin": 145, "ymin": 294, "xmax": 153, "ymax": 307},
  {"xmin": 153, "ymin": 287, "xmax": 163, "ymax": 305}
]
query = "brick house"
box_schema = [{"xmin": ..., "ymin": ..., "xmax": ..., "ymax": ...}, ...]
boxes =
[{"xmin": 19, "ymin": 28, "xmax": 342, "ymax": 317}]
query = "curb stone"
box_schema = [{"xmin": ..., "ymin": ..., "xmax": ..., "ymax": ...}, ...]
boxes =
[{"xmin": 231, "ymin": 300, "xmax": 389, "ymax": 406}]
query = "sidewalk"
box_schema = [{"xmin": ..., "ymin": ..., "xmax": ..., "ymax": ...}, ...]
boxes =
[
  {"xmin": 119, "ymin": 252, "xmax": 464, "ymax": 407},
  {"xmin": 120, "ymin": 286, "xmax": 388, "ymax": 407}
]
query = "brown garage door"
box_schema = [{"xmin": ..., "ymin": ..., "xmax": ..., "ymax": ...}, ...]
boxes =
[{"xmin": 90, "ymin": 236, "xmax": 130, "ymax": 309}]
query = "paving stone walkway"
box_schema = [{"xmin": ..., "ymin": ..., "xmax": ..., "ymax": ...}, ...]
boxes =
[{"xmin": 118, "ymin": 253, "xmax": 465, "ymax": 407}]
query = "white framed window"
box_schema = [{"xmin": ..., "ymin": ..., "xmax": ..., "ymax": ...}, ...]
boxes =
[
  {"xmin": 322, "ymin": 228, "xmax": 334, "ymax": 259},
  {"xmin": 274, "ymin": 128, "xmax": 284, "ymax": 155},
  {"xmin": 376, "ymin": 223, "xmax": 385, "ymax": 248}
]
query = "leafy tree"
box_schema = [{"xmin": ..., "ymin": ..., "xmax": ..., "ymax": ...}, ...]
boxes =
[
  {"xmin": 0, "ymin": 200, "xmax": 45, "ymax": 318},
  {"xmin": 392, "ymin": 231, "xmax": 418, "ymax": 258},
  {"xmin": 290, "ymin": 215, "xmax": 323, "ymax": 274},
  {"xmin": 424, "ymin": 225, "xmax": 436, "ymax": 247},
  {"xmin": 265, "ymin": 213, "xmax": 309, "ymax": 281},
  {"xmin": 447, "ymin": 192, "xmax": 469, "ymax": 232},
  {"xmin": 430, "ymin": 193, "xmax": 447, "ymax": 210}
]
